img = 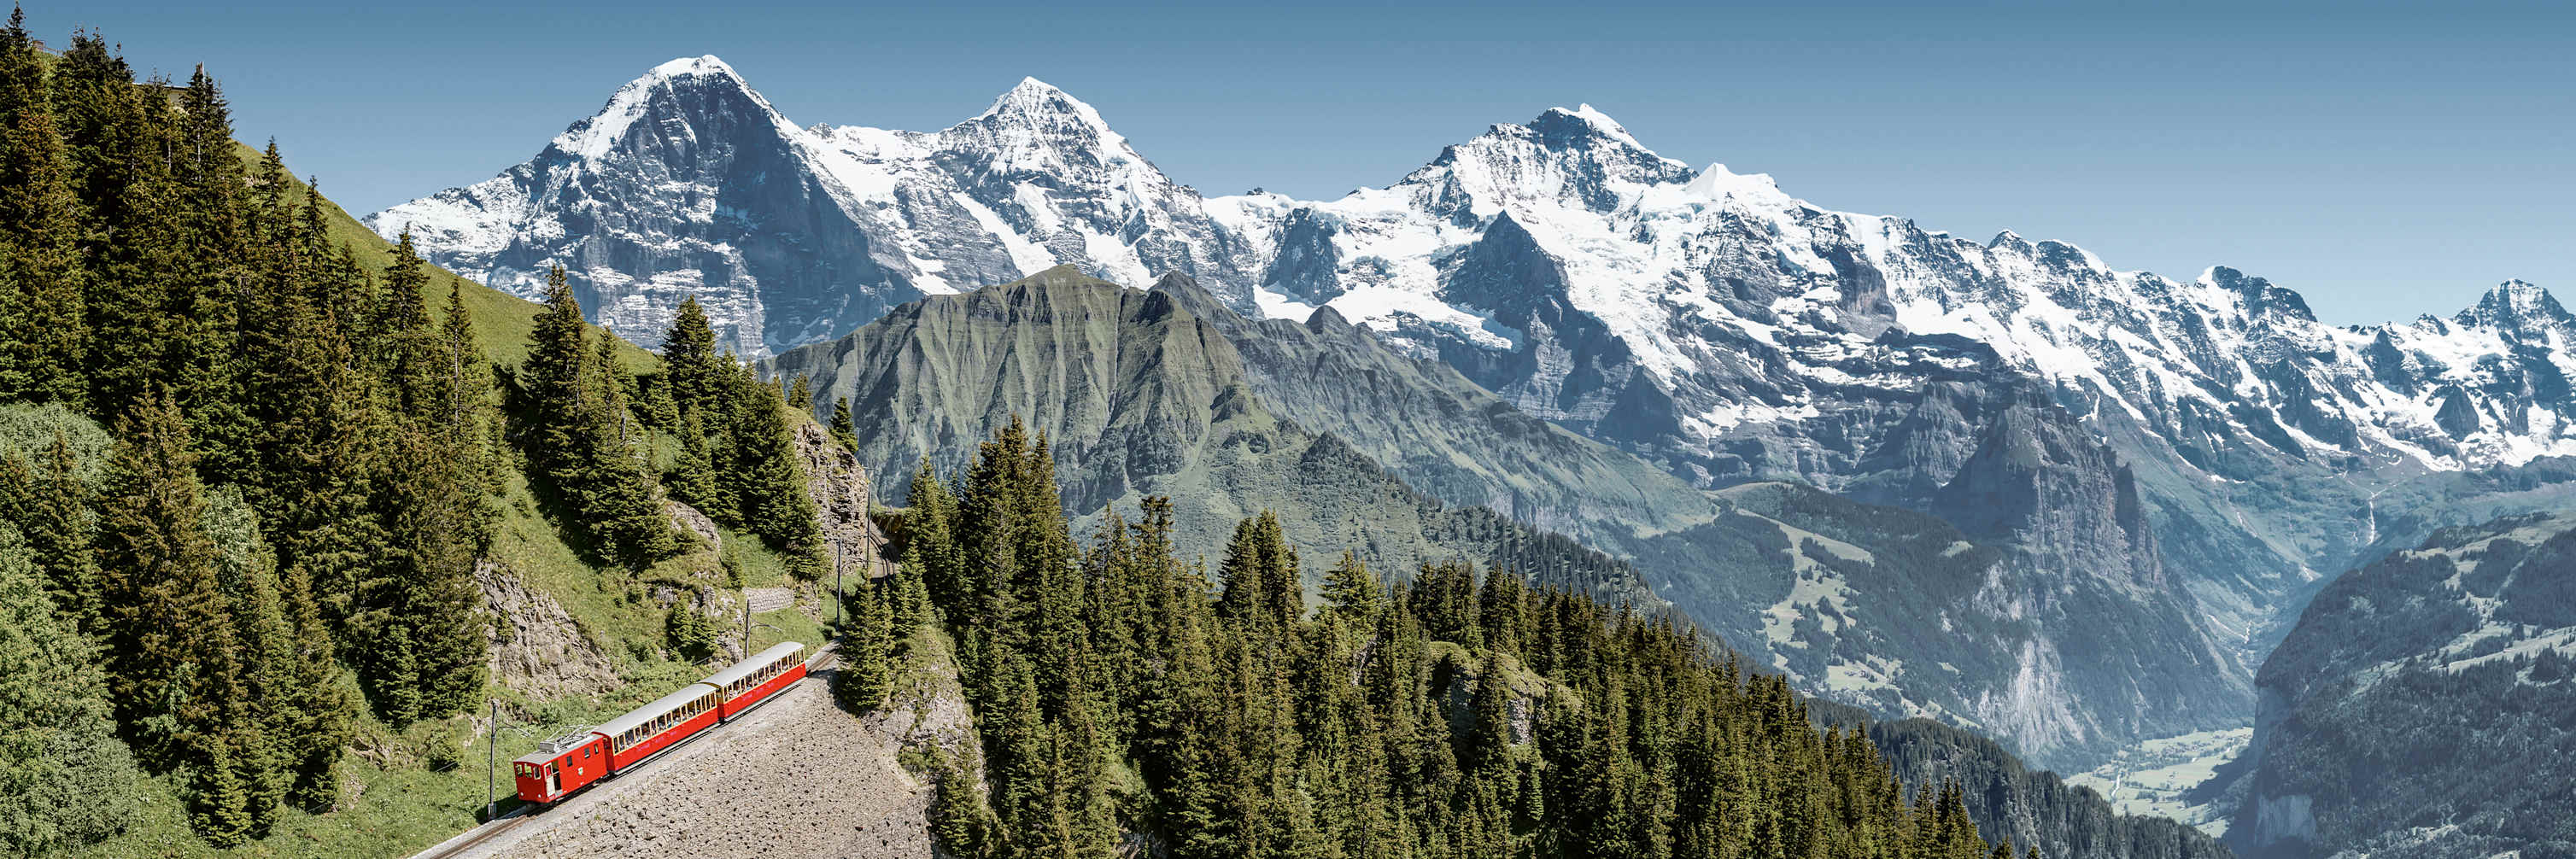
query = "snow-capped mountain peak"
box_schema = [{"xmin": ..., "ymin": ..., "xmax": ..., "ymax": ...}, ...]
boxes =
[
  {"xmin": 373, "ymin": 63, "xmax": 1256, "ymax": 358},
  {"xmin": 944, "ymin": 75, "xmax": 1157, "ymax": 189},
  {"xmin": 552, "ymin": 54, "xmax": 780, "ymax": 160},
  {"xmin": 1206, "ymin": 101, "xmax": 2576, "ymax": 480},
  {"xmin": 2457, "ymin": 279, "xmax": 2573, "ymax": 336},
  {"xmin": 1537, "ymin": 102, "xmax": 1658, "ymax": 153}
]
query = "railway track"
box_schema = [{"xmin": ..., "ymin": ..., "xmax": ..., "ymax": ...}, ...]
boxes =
[
  {"xmin": 410, "ymin": 810, "xmax": 530, "ymax": 859},
  {"xmin": 406, "ymin": 642, "xmax": 840, "ymax": 859}
]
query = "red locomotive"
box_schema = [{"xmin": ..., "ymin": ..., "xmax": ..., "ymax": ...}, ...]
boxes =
[{"xmin": 510, "ymin": 641, "xmax": 809, "ymax": 804}]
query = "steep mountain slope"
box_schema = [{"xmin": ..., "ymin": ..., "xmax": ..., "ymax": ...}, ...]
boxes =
[
  {"xmin": 2228, "ymin": 511, "xmax": 2576, "ymax": 859},
  {"xmin": 371, "ymin": 58, "xmax": 1255, "ymax": 358},
  {"xmin": 1864, "ymin": 716, "xmax": 2235, "ymax": 859},
  {"xmin": 770, "ymin": 267, "xmax": 2240, "ymax": 767},
  {"xmin": 1205, "ymin": 104, "xmax": 2576, "ymax": 688},
  {"xmin": 764, "ymin": 266, "xmax": 1648, "ymax": 602},
  {"xmin": 1632, "ymin": 482, "xmax": 2238, "ymax": 765}
]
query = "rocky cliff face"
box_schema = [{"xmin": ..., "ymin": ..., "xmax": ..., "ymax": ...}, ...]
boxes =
[
  {"xmin": 2231, "ymin": 511, "xmax": 2576, "ymax": 859},
  {"xmin": 1634, "ymin": 481, "xmax": 2239, "ymax": 766}
]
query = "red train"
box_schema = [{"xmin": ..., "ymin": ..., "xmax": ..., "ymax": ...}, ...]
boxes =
[{"xmin": 510, "ymin": 641, "xmax": 808, "ymax": 804}]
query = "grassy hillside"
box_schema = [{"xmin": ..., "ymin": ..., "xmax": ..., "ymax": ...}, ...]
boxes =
[
  {"xmin": 239, "ymin": 142, "xmax": 653, "ymax": 372},
  {"xmin": 45, "ymin": 148, "xmax": 831, "ymax": 858}
]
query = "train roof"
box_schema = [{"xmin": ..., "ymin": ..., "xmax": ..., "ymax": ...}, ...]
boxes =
[
  {"xmin": 701, "ymin": 640, "xmax": 805, "ymax": 688},
  {"xmin": 592, "ymin": 683, "xmax": 718, "ymax": 740}
]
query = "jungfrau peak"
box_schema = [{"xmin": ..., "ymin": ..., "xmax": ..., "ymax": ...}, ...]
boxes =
[
  {"xmin": 370, "ymin": 59, "xmax": 1255, "ymax": 358},
  {"xmin": 1203, "ymin": 102, "xmax": 2576, "ymax": 677}
]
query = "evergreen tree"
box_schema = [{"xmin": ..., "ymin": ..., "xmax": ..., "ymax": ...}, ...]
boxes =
[
  {"xmin": 664, "ymin": 601, "xmax": 716, "ymax": 663},
  {"xmin": 276, "ymin": 558, "xmax": 351, "ymax": 810},
  {"xmin": 0, "ymin": 431, "xmax": 100, "ymax": 634},
  {"xmin": 835, "ymin": 576, "xmax": 893, "ymax": 710},
  {"xmin": 519, "ymin": 266, "xmax": 676, "ymax": 564},
  {"xmin": 723, "ymin": 373, "xmax": 823, "ymax": 576},
  {"xmin": 828, "ymin": 394, "xmax": 857, "ymax": 453},
  {"xmin": 92, "ymin": 393, "xmax": 232, "ymax": 768},
  {"xmin": 904, "ymin": 459, "xmax": 968, "ymax": 619},
  {"xmin": 1218, "ymin": 511, "xmax": 1301, "ymax": 632},
  {"xmin": 202, "ymin": 488, "xmax": 293, "ymax": 833},
  {"xmin": 924, "ymin": 746, "xmax": 994, "ymax": 859},
  {"xmin": 661, "ymin": 295, "xmax": 722, "ymax": 418},
  {"xmin": 0, "ymin": 58, "xmax": 85, "ymax": 407},
  {"xmin": 1320, "ymin": 550, "xmax": 1382, "ymax": 627},
  {"xmin": 0, "ymin": 519, "xmax": 144, "ymax": 855}
]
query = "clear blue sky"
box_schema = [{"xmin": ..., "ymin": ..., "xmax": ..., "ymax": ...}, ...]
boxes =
[{"xmin": 44, "ymin": 0, "xmax": 2574, "ymax": 324}]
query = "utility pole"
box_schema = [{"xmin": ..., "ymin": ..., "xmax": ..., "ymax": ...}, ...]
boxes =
[
  {"xmin": 742, "ymin": 593, "xmax": 752, "ymax": 657},
  {"xmin": 833, "ymin": 541, "xmax": 845, "ymax": 631},
  {"xmin": 485, "ymin": 698, "xmax": 497, "ymax": 821}
]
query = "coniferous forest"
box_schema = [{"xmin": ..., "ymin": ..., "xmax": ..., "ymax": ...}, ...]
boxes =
[
  {"xmin": 0, "ymin": 11, "xmax": 833, "ymax": 852},
  {"xmin": 830, "ymin": 421, "xmax": 2012, "ymax": 859}
]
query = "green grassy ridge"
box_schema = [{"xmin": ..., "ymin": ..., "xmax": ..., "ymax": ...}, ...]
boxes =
[
  {"xmin": 770, "ymin": 266, "xmax": 1655, "ymax": 604},
  {"xmin": 235, "ymin": 142, "xmax": 655, "ymax": 372}
]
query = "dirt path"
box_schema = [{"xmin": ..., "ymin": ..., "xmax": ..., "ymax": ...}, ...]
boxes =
[{"xmin": 450, "ymin": 665, "xmax": 931, "ymax": 859}]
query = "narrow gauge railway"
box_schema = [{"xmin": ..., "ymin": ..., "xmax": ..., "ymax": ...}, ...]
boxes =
[{"xmin": 511, "ymin": 641, "xmax": 809, "ymax": 804}]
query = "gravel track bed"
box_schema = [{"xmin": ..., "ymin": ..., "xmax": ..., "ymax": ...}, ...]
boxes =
[{"xmin": 453, "ymin": 668, "xmax": 929, "ymax": 859}]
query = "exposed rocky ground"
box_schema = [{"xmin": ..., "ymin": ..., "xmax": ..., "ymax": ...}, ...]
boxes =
[
  {"xmin": 479, "ymin": 561, "xmax": 621, "ymax": 701},
  {"xmin": 451, "ymin": 665, "xmax": 930, "ymax": 859}
]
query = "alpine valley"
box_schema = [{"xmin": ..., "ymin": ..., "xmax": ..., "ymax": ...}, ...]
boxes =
[{"xmin": 373, "ymin": 53, "xmax": 2576, "ymax": 840}]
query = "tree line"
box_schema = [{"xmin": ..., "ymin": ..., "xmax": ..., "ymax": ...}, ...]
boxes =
[{"xmin": 834, "ymin": 419, "xmax": 2026, "ymax": 859}]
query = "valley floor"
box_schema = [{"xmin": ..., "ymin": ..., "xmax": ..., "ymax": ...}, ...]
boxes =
[{"xmin": 2062, "ymin": 728, "xmax": 2250, "ymax": 838}]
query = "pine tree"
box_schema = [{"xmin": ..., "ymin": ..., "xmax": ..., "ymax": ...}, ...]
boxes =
[
  {"xmin": 668, "ymin": 411, "xmax": 719, "ymax": 509},
  {"xmin": 724, "ymin": 373, "xmax": 823, "ymax": 576},
  {"xmin": 92, "ymin": 393, "xmax": 235, "ymax": 768},
  {"xmin": 0, "ymin": 430, "xmax": 101, "ymax": 634},
  {"xmin": 202, "ymin": 488, "xmax": 294, "ymax": 831},
  {"xmin": 190, "ymin": 737, "xmax": 254, "ymax": 848},
  {"xmin": 1320, "ymin": 551, "xmax": 1382, "ymax": 627},
  {"xmin": 828, "ymin": 394, "xmax": 857, "ymax": 453},
  {"xmin": 661, "ymin": 295, "xmax": 722, "ymax": 418},
  {"xmin": 905, "ymin": 459, "xmax": 968, "ymax": 620},
  {"xmin": 164, "ymin": 65, "xmax": 246, "ymax": 438},
  {"xmin": 664, "ymin": 601, "xmax": 716, "ymax": 663},
  {"xmin": 522, "ymin": 266, "xmax": 590, "ymax": 466},
  {"xmin": 578, "ymin": 333, "xmax": 680, "ymax": 564},
  {"xmin": 277, "ymin": 558, "xmax": 352, "ymax": 810},
  {"xmin": 924, "ymin": 746, "xmax": 993, "ymax": 859},
  {"xmin": 0, "ymin": 517, "xmax": 144, "ymax": 855},
  {"xmin": 0, "ymin": 42, "xmax": 88, "ymax": 408},
  {"xmin": 835, "ymin": 576, "xmax": 893, "ymax": 710},
  {"xmin": 520, "ymin": 266, "xmax": 676, "ymax": 564},
  {"xmin": 1464, "ymin": 653, "xmax": 1515, "ymax": 775},
  {"xmin": 1218, "ymin": 511, "xmax": 1301, "ymax": 632}
]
